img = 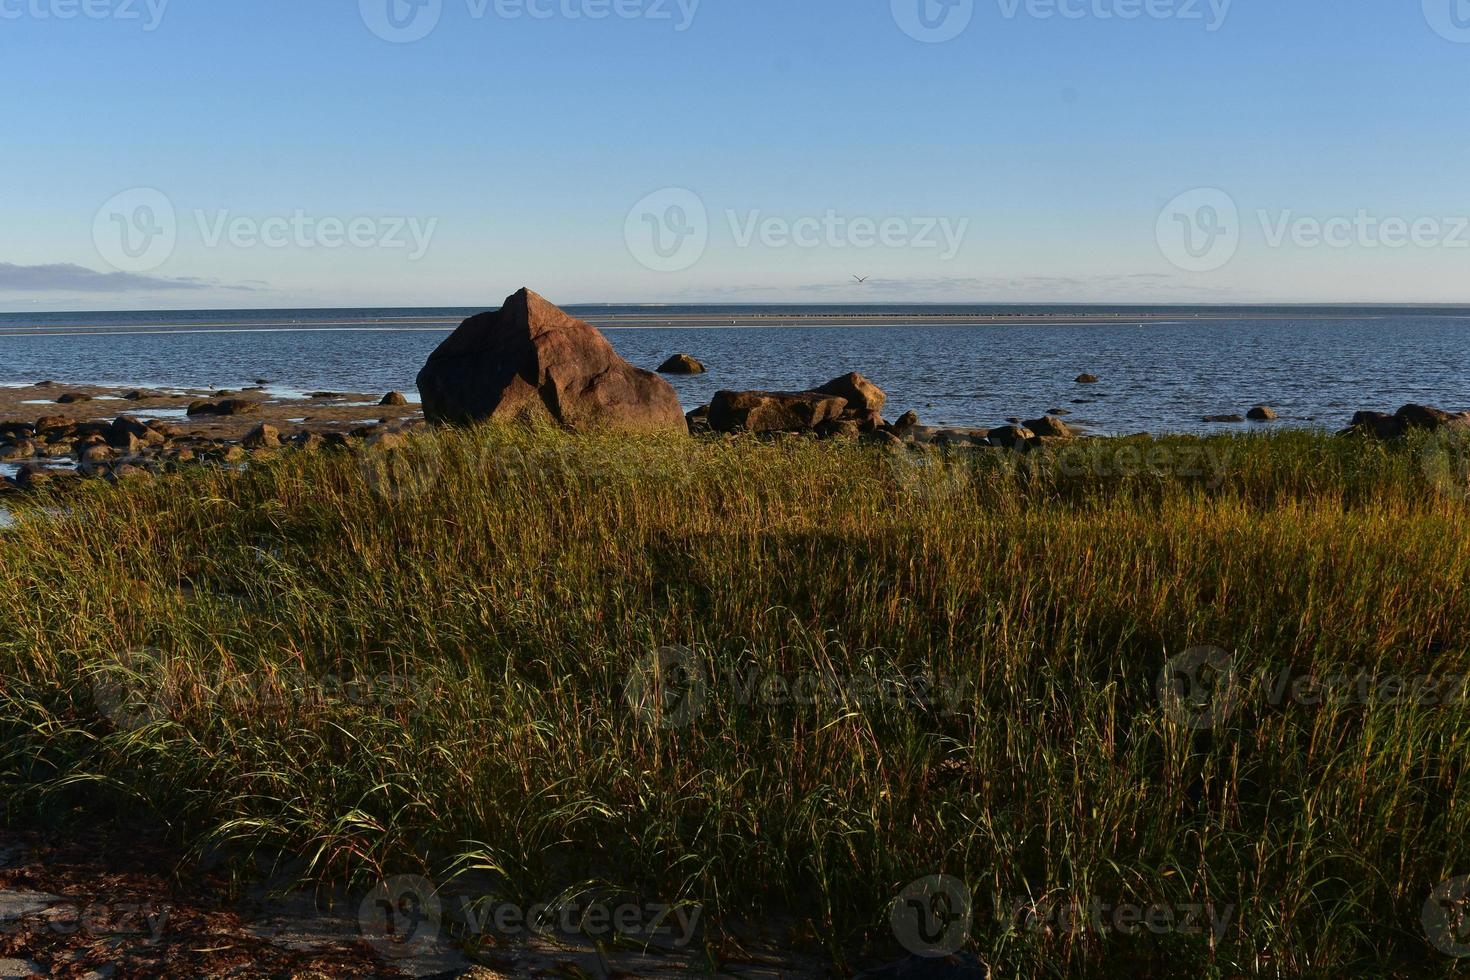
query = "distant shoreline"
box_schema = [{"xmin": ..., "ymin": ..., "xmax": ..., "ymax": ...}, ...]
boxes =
[{"xmin": 6, "ymin": 308, "xmax": 1470, "ymax": 338}]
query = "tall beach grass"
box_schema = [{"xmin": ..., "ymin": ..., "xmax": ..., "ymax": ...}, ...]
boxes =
[{"xmin": 1, "ymin": 425, "xmax": 1469, "ymax": 975}]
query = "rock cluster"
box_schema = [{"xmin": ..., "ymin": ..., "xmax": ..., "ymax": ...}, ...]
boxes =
[
  {"xmin": 692, "ymin": 374, "xmax": 1080, "ymax": 451},
  {"xmin": 1346, "ymin": 404, "xmax": 1470, "ymax": 440},
  {"xmin": 0, "ymin": 412, "xmax": 421, "ymax": 494}
]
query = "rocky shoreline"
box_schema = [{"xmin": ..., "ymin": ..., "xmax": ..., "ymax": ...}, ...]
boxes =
[
  {"xmin": 0, "ymin": 382, "xmax": 424, "ymax": 493},
  {"xmin": 5, "ymin": 289, "xmax": 1469, "ymax": 498}
]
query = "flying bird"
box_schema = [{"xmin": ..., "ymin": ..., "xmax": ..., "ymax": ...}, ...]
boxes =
[{"xmin": 852, "ymin": 275, "xmax": 869, "ymax": 284}]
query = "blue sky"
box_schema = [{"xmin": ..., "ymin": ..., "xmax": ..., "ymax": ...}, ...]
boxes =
[{"xmin": 3, "ymin": 1, "xmax": 1470, "ymax": 310}]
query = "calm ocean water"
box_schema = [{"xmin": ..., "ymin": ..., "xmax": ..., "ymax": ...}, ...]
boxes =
[{"xmin": 2, "ymin": 305, "xmax": 1469, "ymax": 435}]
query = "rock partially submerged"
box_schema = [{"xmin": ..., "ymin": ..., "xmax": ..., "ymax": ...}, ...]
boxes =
[
  {"xmin": 188, "ymin": 398, "xmax": 261, "ymax": 417},
  {"xmin": 707, "ymin": 390, "xmax": 849, "ymax": 433},
  {"xmin": 417, "ymin": 288, "xmax": 686, "ymax": 434},
  {"xmin": 705, "ymin": 373, "xmax": 890, "ymax": 435},
  {"xmin": 1024, "ymin": 415, "xmax": 1074, "ymax": 439},
  {"xmin": 657, "ymin": 354, "xmax": 707, "ymax": 375},
  {"xmin": 815, "ymin": 372, "xmax": 888, "ymax": 415},
  {"xmin": 1347, "ymin": 404, "xmax": 1470, "ymax": 440}
]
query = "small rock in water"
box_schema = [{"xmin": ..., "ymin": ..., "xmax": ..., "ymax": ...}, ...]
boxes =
[
  {"xmin": 1047, "ymin": 408, "xmax": 1071, "ymax": 416},
  {"xmin": 1075, "ymin": 374, "xmax": 1100, "ymax": 384},
  {"xmin": 1204, "ymin": 414, "xmax": 1246, "ymax": 424},
  {"xmin": 380, "ymin": 391, "xmax": 409, "ymax": 406},
  {"xmin": 1247, "ymin": 405, "xmax": 1278, "ymax": 421},
  {"xmin": 657, "ymin": 353, "xmax": 707, "ymax": 375}
]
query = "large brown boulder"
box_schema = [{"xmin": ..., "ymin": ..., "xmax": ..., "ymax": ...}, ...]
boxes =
[
  {"xmin": 416, "ymin": 289, "xmax": 686, "ymax": 433},
  {"xmin": 815, "ymin": 373, "xmax": 887, "ymax": 415},
  {"xmin": 707, "ymin": 391, "xmax": 849, "ymax": 433}
]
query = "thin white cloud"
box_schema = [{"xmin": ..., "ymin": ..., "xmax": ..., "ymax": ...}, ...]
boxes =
[{"xmin": 0, "ymin": 262, "xmax": 264, "ymax": 294}]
